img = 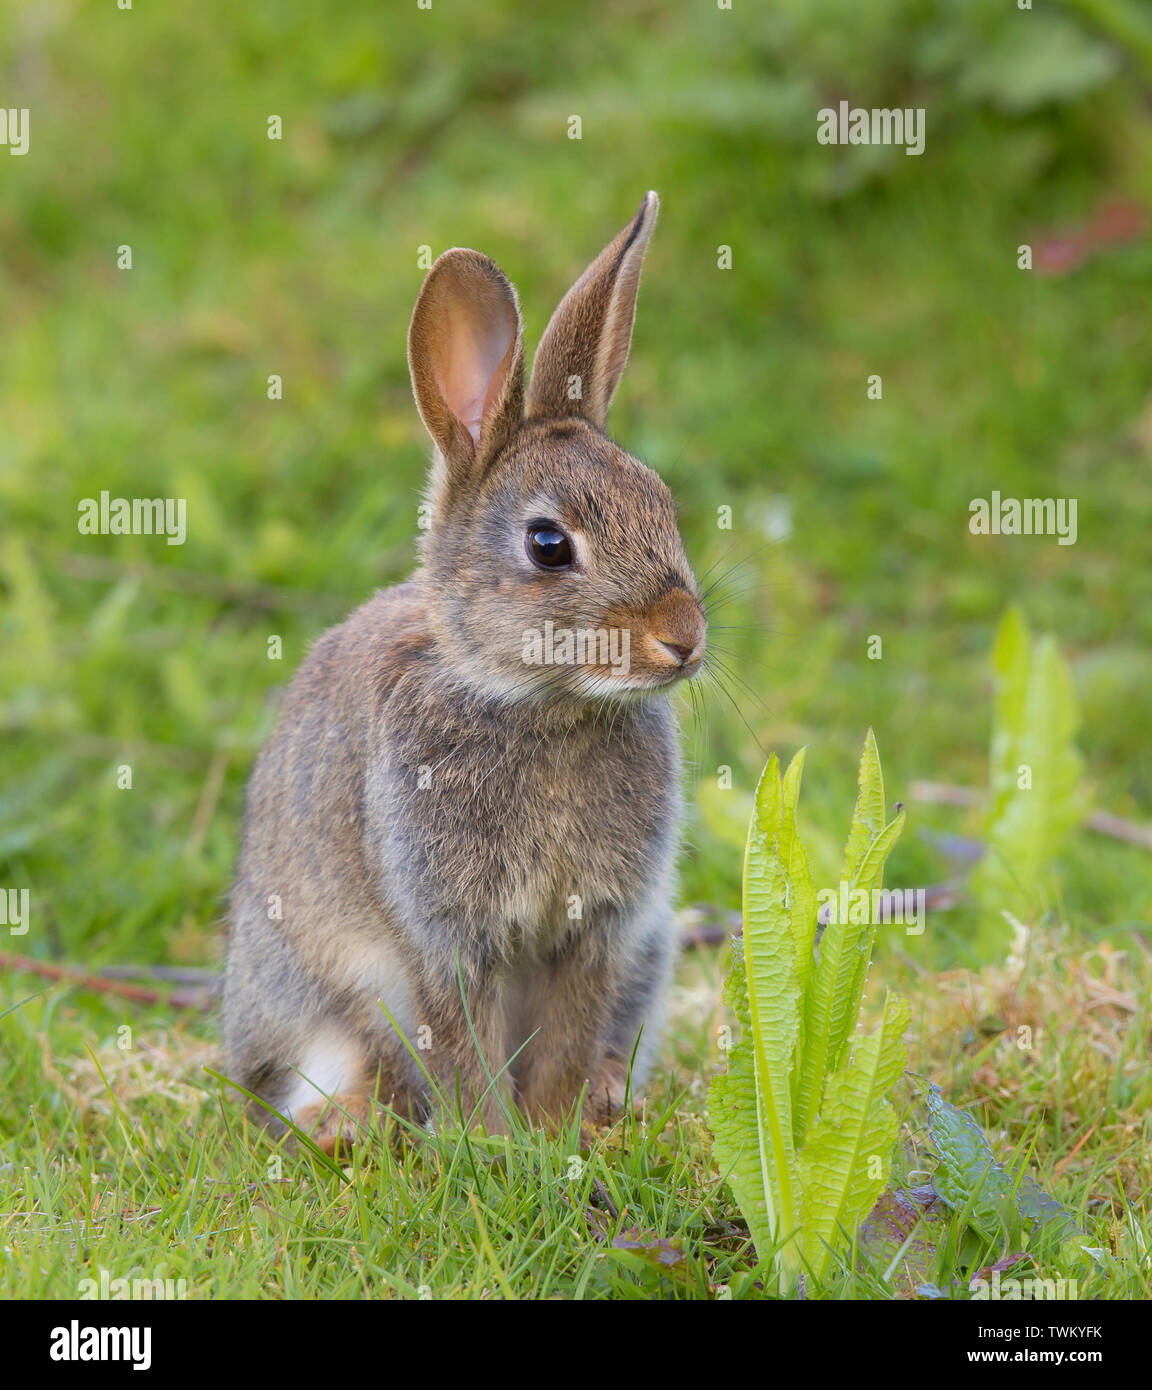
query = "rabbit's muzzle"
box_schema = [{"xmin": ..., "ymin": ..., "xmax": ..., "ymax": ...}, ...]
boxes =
[{"xmin": 639, "ymin": 586, "xmax": 707, "ymax": 681}]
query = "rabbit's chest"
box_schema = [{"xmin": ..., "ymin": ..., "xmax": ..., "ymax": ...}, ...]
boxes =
[{"xmin": 378, "ymin": 700, "xmax": 680, "ymax": 943}]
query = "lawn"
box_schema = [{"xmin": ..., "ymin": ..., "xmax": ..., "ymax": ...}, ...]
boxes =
[{"xmin": 2, "ymin": 0, "xmax": 1151, "ymax": 1300}]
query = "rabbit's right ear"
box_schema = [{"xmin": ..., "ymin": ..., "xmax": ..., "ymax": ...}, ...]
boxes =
[
  {"xmin": 525, "ymin": 192, "xmax": 658, "ymax": 430},
  {"xmin": 408, "ymin": 249, "xmax": 524, "ymax": 494}
]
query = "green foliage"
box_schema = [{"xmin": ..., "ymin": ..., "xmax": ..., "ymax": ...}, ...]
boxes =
[
  {"xmin": 712, "ymin": 760, "xmax": 802, "ymax": 1281},
  {"xmin": 1064, "ymin": 0, "xmax": 1152, "ymax": 78},
  {"xmin": 971, "ymin": 608, "xmax": 1088, "ymax": 929},
  {"xmin": 2, "ymin": 0, "xmax": 1150, "ymax": 967},
  {"xmin": 709, "ymin": 733, "xmax": 909, "ymax": 1293},
  {"xmin": 795, "ymin": 740, "xmax": 906, "ymax": 1142},
  {"xmin": 922, "ymin": 1083, "xmax": 1110, "ymax": 1277},
  {"xmin": 797, "ymin": 992, "xmax": 909, "ymax": 1282},
  {"xmin": 0, "ymin": 0, "xmax": 1150, "ymax": 1303}
]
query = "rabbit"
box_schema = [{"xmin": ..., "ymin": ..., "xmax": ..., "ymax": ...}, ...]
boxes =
[{"xmin": 221, "ymin": 192, "xmax": 707, "ymax": 1153}]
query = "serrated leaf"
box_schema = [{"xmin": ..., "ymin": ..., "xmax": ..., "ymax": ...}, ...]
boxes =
[
  {"xmin": 779, "ymin": 748, "xmax": 818, "ymax": 993},
  {"xmin": 840, "ymin": 727, "xmax": 887, "ymax": 888},
  {"xmin": 923, "ymin": 1084, "xmax": 1021, "ymax": 1245},
  {"xmin": 798, "ymin": 993, "xmax": 910, "ymax": 1284},
  {"xmin": 827, "ymin": 808, "xmax": 906, "ymax": 1075},
  {"xmin": 709, "ymin": 947, "xmax": 777, "ymax": 1260},
  {"xmin": 985, "ymin": 606, "xmax": 1032, "ymax": 828},
  {"xmin": 924, "ymin": 1085, "xmax": 1111, "ymax": 1271},
  {"xmin": 709, "ymin": 755, "xmax": 802, "ymax": 1282},
  {"xmin": 711, "ymin": 734, "xmax": 911, "ymax": 1294},
  {"xmin": 973, "ymin": 610, "xmax": 1087, "ymax": 920},
  {"xmin": 794, "ymin": 731, "xmax": 905, "ymax": 1142}
]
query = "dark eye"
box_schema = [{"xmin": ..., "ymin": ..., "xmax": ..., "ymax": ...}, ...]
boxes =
[{"xmin": 526, "ymin": 525, "xmax": 573, "ymax": 569}]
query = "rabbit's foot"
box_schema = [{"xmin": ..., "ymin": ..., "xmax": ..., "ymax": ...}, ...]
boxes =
[
  {"xmin": 583, "ymin": 1057, "xmax": 645, "ymax": 1129},
  {"xmin": 294, "ymin": 1093, "xmax": 378, "ymax": 1157}
]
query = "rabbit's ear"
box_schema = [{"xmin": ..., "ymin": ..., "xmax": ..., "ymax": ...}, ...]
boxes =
[
  {"xmin": 526, "ymin": 192, "xmax": 658, "ymax": 429},
  {"xmin": 408, "ymin": 249, "xmax": 524, "ymax": 488}
]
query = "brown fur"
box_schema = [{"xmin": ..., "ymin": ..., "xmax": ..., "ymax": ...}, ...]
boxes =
[{"xmin": 222, "ymin": 193, "xmax": 706, "ymax": 1148}]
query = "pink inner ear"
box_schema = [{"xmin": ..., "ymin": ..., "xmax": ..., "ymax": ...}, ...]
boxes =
[{"xmin": 439, "ymin": 298, "xmax": 514, "ymax": 445}]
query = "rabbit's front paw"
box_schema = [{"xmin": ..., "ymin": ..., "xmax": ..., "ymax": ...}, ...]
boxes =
[
  {"xmin": 294, "ymin": 1093, "xmax": 377, "ymax": 1157},
  {"xmin": 583, "ymin": 1057, "xmax": 644, "ymax": 1128}
]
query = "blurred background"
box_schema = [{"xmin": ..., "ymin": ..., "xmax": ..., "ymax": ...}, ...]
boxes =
[{"xmin": 2, "ymin": 0, "xmax": 1150, "ymax": 984}]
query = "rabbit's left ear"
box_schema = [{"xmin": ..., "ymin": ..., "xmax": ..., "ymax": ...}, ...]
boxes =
[{"xmin": 526, "ymin": 192, "xmax": 658, "ymax": 430}]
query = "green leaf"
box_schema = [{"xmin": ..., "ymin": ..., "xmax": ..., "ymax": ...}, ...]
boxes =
[
  {"xmin": 985, "ymin": 606, "xmax": 1033, "ymax": 829},
  {"xmin": 840, "ymin": 727, "xmax": 887, "ymax": 889},
  {"xmin": 709, "ymin": 755, "xmax": 803, "ymax": 1283},
  {"xmin": 798, "ymin": 993, "xmax": 910, "ymax": 1285},
  {"xmin": 923, "ymin": 1083, "xmax": 1022, "ymax": 1245},
  {"xmin": 973, "ymin": 609, "xmax": 1087, "ymax": 920},
  {"xmin": 794, "ymin": 730, "xmax": 905, "ymax": 1142},
  {"xmin": 779, "ymin": 748, "xmax": 818, "ymax": 994},
  {"xmin": 709, "ymin": 943, "xmax": 781, "ymax": 1267},
  {"xmin": 827, "ymin": 808, "xmax": 906, "ymax": 1075},
  {"xmin": 922, "ymin": 1083, "xmax": 1107, "ymax": 1272},
  {"xmin": 710, "ymin": 735, "xmax": 910, "ymax": 1294}
]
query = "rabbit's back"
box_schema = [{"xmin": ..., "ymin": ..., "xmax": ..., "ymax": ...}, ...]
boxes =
[{"xmin": 222, "ymin": 580, "xmax": 433, "ymax": 1104}]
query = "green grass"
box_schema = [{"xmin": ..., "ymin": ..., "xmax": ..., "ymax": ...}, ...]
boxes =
[
  {"xmin": 3, "ymin": 929, "xmax": 1150, "ymax": 1299},
  {"xmin": 2, "ymin": 0, "xmax": 1151, "ymax": 1298}
]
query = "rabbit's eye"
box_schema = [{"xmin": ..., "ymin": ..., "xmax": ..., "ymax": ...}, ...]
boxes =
[{"xmin": 526, "ymin": 526, "xmax": 573, "ymax": 570}]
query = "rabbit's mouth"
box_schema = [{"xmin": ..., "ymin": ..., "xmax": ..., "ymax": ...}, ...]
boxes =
[
  {"xmin": 566, "ymin": 636, "xmax": 706, "ymax": 699},
  {"xmin": 516, "ymin": 590, "xmax": 705, "ymax": 699},
  {"xmin": 651, "ymin": 634, "xmax": 706, "ymax": 676},
  {"xmin": 563, "ymin": 669, "xmax": 702, "ymax": 705}
]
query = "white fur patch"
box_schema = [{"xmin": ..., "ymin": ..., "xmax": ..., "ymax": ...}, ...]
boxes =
[
  {"xmin": 279, "ymin": 1033, "xmax": 359, "ymax": 1121},
  {"xmin": 340, "ymin": 940, "xmax": 416, "ymax": 1038}
]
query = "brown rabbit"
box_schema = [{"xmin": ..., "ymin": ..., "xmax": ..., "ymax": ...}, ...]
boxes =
[{"xmin": 222, "ymin": 192, "xmax": 706, "ymax": 1152}]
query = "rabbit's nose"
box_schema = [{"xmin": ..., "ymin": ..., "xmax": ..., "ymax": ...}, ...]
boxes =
[
  {"xmin": 647, "ymin": 587, "xmax": 706, "ymax": 668},
  {"xmin": 657, "ymin": 638, "xmax": 701, "ymax": 665}
]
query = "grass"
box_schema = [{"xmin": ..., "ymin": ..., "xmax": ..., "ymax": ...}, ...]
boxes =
[
  {"xmin": 2, "ymin": 0, "xmax": 1151, "ymax": 1298},
  {"xmin": 3, "ymin": 924, "xmax": 1150, "ymax": 1299}
]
